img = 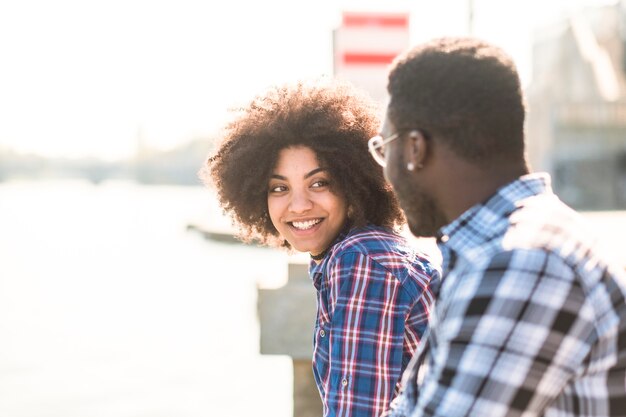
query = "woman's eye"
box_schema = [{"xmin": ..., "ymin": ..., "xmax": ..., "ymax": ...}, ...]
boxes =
[
  {"xmin": 311, "ymin": 180, "xmax": 329, "ymax": 188},
  {"xmin": 269, "ymin": 185, "xmax": 287, "ymax": 193}
]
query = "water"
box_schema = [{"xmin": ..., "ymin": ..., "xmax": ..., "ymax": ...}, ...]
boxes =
[
  {"xmin": 0, "ymin": 180, "xmax": 294, "ymax": 417},
  {"xmin": 1, "ymin": 180, "xmax": 624, "ymax": 417}
]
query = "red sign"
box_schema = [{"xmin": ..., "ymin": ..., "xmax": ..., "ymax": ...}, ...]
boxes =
[
  {"xmin": 342, "ymin": 12, "xmax": 409, "ymax": 28},
  {"xmin": 333, "ymin": 11, "xmax": 411, "ymax": 102}
]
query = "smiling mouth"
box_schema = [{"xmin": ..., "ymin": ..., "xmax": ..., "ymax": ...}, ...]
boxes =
[{"xmin": 290, "ymin": 219, "xmax": 322, "ymax": 230}]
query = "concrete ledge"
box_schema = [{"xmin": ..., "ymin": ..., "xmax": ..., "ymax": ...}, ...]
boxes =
[{"xmin": 258, "ymin": 263, "xmax": 317, "ymax": 359}]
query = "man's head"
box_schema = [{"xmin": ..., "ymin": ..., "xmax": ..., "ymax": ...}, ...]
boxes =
[{"xmin": 378, "ymin": 37, "xmax": 528, "ymax": 237}]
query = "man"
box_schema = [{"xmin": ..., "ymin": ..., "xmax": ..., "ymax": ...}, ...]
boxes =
[{"xmin": 368, "ymin": 37, "xmax": 626, "ymax": 416}]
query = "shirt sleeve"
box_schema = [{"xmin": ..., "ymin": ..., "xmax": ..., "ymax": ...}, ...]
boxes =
[
  {"xmin": 322, "ymin": 251, "xmax": 428, "ymax": 417},
  {"xmin": 410, "ymin": 249, "xmax": 596, "ymax": 417}
]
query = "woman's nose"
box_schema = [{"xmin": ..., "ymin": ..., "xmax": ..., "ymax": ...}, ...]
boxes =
[{"xmin": 289, "ymin": 190, "xmax": 313, "ymax": 213}]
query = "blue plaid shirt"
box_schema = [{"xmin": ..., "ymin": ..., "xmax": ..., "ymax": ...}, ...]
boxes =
[
  {"xmin": 386, "ymin": 173, "xmax": 626, "ymax": 417},
  {"xmin": 310, "ymin": 224, "xmax": 438, "ymax": 417}
]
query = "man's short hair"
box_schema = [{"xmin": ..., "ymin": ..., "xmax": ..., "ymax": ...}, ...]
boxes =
[{"xmin": 387, "ymin": 37, "xmax": 526, "ymax": 163}]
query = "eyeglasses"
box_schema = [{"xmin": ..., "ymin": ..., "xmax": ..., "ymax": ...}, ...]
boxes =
[{"xmin": 368, "ymin": 131, "xmax": 402, "ymax": 167}]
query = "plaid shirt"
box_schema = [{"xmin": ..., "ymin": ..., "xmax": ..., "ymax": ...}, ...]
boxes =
[
  {"xmin": 386, "ymin": 173, "xmax": 626, "ymax": 417},
  {"xmin": 310, "ymin": 224, "xmax": 438, "ymax": 417}
]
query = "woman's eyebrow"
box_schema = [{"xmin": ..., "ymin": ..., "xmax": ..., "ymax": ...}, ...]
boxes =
[
  {"xmin": 270, "ymin": 168, "xmax": 326, "ymax": 181},
  {"xmin": 304, "ymin": 168, "xmax": 326, "ymax": 179}
]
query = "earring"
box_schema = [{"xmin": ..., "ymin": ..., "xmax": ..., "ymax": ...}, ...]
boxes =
[{"xmin": 407, "ymin": 162, "xmax": 415, "ymax": 171}]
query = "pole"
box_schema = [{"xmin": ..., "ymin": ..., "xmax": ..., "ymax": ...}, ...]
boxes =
[{"xmin": 468, "ymin": 0, "xmax": 474, "ymax": 35}]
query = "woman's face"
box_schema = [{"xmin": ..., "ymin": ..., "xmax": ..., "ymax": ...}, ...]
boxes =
[{"xmin": 267, "ymin": 146, "xmax": 348, "ymax": 257}]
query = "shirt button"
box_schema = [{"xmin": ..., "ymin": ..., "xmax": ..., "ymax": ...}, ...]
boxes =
[
  {"xmin": 319, "ymin": 329, "xmax": 326, "ymax": 337},
  {"xmin": 341, "ymin": 378, "xmax": 348, "ymax": 387}
]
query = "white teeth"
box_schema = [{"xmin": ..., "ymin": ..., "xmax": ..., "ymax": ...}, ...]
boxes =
[{"xmin": 291, "ymin": 219, "xmax": 322, "ymax": 230}]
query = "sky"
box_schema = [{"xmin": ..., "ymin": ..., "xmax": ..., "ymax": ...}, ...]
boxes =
[{"xmin": 0, "ymin": 0, "xmax": 620, "ymax": 160}]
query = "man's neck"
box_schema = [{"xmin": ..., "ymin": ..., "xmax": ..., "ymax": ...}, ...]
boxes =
[{"xmin": 436, "ymin": 159, "xmax": 529, "ymax": 223}]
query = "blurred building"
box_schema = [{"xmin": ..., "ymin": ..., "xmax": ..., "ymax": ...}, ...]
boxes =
[{"xmin": 527, "ymin": 1, "xmax": 626, "ymax": 209}]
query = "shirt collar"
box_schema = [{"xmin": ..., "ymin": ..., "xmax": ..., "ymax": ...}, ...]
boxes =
[
  {"xmin": 309, "ymin": 223, "xmax": 352, "ymax": 276},
  {"xmin": 437, "ymin": 172, "xmax": 552, "ymax": 256}
]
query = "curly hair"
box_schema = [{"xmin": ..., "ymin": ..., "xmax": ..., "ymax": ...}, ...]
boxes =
[
  {"xmin": 387, "ymin": 37, "xmax": 526, "ymax": 163},
  {"xmin": 200, "ymin": 79, "xmax": 405, "ymax": 248}
]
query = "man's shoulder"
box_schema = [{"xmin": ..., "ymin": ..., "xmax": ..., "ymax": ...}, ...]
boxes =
[
  {"xmin": 505, "ymin": 193, "xmax": 594, "ymax": 256},
  {"xmin": 467, "ymin": 193, "xmax": 613, "ymax": 284},
  {"xmin": 455, "ymin": 193, "xmax": 589, "ymax": 269}
]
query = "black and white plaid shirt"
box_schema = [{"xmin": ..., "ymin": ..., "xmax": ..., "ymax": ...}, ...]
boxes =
[{"xmin": 386, "ymin": 173, "xmax": 626, "ymax": 417}]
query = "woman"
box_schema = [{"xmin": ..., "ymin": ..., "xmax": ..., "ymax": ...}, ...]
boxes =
[{"xmin": 202, "ymin": 79, "xmax": 438, "ymax": 417}]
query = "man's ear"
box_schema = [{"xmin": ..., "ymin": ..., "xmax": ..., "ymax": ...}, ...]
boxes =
[{"xmin": 407, "ymin": 130, "xmax": 428, "ymax": 169}]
